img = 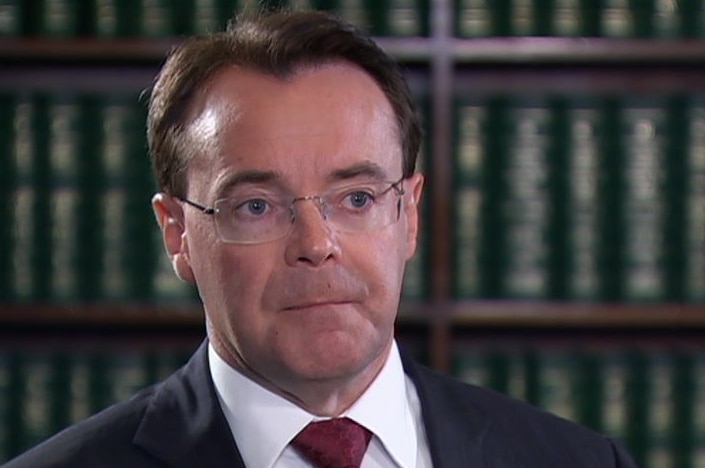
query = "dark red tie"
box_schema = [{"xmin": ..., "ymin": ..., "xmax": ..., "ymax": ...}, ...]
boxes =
[{"xmin": 291, "ymin": 417, "xmax": 372, "ymax": 468}]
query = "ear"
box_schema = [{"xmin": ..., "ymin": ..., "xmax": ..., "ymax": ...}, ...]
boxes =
[
  {"xmin": 151, "ymin": 193, "xmax": 196, "ymax": 284},
  {"xmin": 403, "ymin": 173, "xmax": 424, "ymax": 260}
]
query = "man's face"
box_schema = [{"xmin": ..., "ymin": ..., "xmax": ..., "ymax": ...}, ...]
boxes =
[{"xmin": 155, "ymin": 62, "xmax": 423, "ymax": 397}]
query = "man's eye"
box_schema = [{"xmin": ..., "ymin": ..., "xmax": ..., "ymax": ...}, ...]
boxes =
[
  {"xmin": 237, "ymin": 198, "xmax": 269, "ymax": 216},
  {"xmin": 347, "ymin": 191, "xmax": 374, "ymax": 208}
]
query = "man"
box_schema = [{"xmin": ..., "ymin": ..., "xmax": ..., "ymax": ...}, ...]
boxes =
[{"xmin": 5, "ymin": 9, "xmax": 636, "ymax": 468}]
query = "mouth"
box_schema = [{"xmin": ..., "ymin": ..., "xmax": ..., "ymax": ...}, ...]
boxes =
[{"xmin": 283, "ymin": 300, "xmax": 353, "ymax": 311}]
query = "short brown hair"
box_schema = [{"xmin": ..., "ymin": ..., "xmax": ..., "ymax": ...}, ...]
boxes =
[{"xmin": 147, "ymin": 9, "xmax": 423, "ymax": 196}]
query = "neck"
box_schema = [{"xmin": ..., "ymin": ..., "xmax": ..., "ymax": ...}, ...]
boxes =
[{"xmin": 207, "ymin": 322, "xmax": 389, "ymax": 416}]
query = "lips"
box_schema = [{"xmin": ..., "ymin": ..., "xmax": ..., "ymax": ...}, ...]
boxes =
[
  {"xmin": 264, "ymin": 268, "xmax": 369, "ymax": 312},
  {"xmin": 283, "ymin": 300, "xmax": 354, "ymax": 311}
]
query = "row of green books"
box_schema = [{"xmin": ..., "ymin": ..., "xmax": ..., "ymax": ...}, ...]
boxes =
[
  {"xmin": 455, "ymin": 0, "xmax": 705, "ymax": 38},
  {"xmin": 0, "ymin": 90, "xmax": 429, "ymax": 303},
  {"xmin": 453, "ymin": 342, "xmax": 705, "ymax": 468},
  {"xmin": 0, "ymin": 0, "xmax": 430, "ymax": 38},
  {"xmin": 3, "ymin": 90, "xmax": 705, "ymax": 303},
  {"xmin": 0, "ymin": 341, "xmax": 197, "ymax": 462},
  {"xmin": 3, "ymin": 0, "xmax": 705, "ymax": 39},
  {"xmin": 2, "ymin": 340, "xmax": 704, "ymax": 466},
  {"xmin": 453, "ymin": 94, "xmax": 705, "ymax": 302},
  {"xmin": 0, "ymin": 92, "xmax": 197, "ymax": 303}
]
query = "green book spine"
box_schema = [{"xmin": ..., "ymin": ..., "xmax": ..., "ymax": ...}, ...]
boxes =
[
  {"xmin": 36, "ymin": 0, "xmax": 82, "ymax": 36},
  {"xmin": 47, "ymin": 95, "xmax": 83, "ymax": 302},
  {"xmin": 600, "ymin": 0, "xmax": 635, "ymax": 37},
  {"xmin": 387, "ymin": 0, "xmax": 428, "ymax": 36},
  {"xmin": 366, "ymin": 0, "xmax": 428, "ymax": 36},
  {"xmin": 499, "ymin": 97, "xmax": 552, "ymax": 299},
  {"xmin": 67, "ymin": 352, "xmax": 92, "ymax": 425},
  {"xmin": 619, "ymin": 97, "xmax": 669, "ymax": 302},
  {"xmin": 16, "ymin": 353, "xmax": 56, "ymax": 454},
  {"xmin": 0, "ymin": 352, "xmax": 9, "ymax": 462},
  {"xmin": 138, "ymin": 0, "xmax": 175, "ymax": 36},
  {"xmin": 192, "ymin": 0, "xmax": 224, "ymax": 34},
  {"xmin": 691, "ymin": 354, "xmax": 705, "ymax": 466},
  {"xmin": 451, "ymin": 343, "xmax": 490, "ymax": 387},
  {"xmin": 551, "ymin": 0, "xmax": 584, "ymax": 36},
  {"xmin": 105, "ymin": 352, "xmax": 148, "ymax": 404},
  {"xmin": 564, "ymin": 97, "xmax": 603, "ymax": 300},
  {"xmin": 0, "ymin": 94, "xmax": 14, "ymax": 302},
  {"xmin": 452, "ymin": 97, "xmax": 486, "ymax": 298},
  {"xmin": 0, "ymin": 0, "xmax": 22, "ymax": 36},
  {"xmin": 536, "ymin": 350, "xmax": 579, "ymax": 423},
  {"xmin": 89, "ymin": 0, "xmax": 140, "ymax": 37},
  {"xmin": 401, "ymin": 94, "xmax": 429, "ymax": 302},
  {"xmin": 600, "ymin": 352, "xmax": 630, "ymax": 443},
  {"xmin": 455, "ymin": 0, "xmax": 494, "ymax": 37},
  {"xmin": 510, "ymin": 0, "xmax": 542, "ymax": 36},
  {"xmin": 644, "ymin": 350, "xmax": 677, "ymax": 468},
  {"xmin": 6, "ymin": 353, "xmax": 21, "ymax": 461},
  {"xmin": 685, "ymin": 98, "xmax": 705, "ymax": 303},
  {"xmin": 98, "ymin": 97, "xmax": 136, "ymax": 301},
  {"xmin": 652, "ymin": 0, "xmax": 682, "ymax": 37},
  {"xmin": 11, "ymin": 95, "xmax": 44, "ymax": 302},
  {"xmin": 334, "ymin": 0, "xmax": 371, "ymax": 32}
]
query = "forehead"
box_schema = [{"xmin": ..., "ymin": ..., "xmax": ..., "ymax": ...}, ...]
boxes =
[{"xmin": 184, "ymin": 62, "xmax": 402, "ymax": 195}]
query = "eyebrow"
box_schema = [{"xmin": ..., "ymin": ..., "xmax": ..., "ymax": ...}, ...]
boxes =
[
  {"xmin": 212, "ymin": 162, "xmax": 392, "ymax": 198},
  {"xmin": 327, "ymin": 162, "xmax": 390, "ymax": 183},
  {"xmin": 213, "ymin": 169, "xmax": 282, "ymax": 198}
]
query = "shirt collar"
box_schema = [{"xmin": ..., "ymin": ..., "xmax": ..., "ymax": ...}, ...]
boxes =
[{"xmin": 208, "ymin": 341, "xmax": 417, "ymax": 468}]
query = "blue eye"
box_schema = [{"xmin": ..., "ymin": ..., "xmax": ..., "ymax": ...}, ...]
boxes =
[
  {"xmin": 244, "ymin": 199, "xmax": 268, "ymax": 215},
  {"xmin": 348, "ymin": 191, "xmax": 373, "ymax": 208},
  {"xmin": 246, "ymin": 199, "xmax": 268, "ymax": 215}
]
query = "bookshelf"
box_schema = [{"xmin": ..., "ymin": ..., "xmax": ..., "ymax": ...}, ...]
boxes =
[
  {"xmin": 3, "ymin": 1, "xmax": 705, "ymax": 465},
  {"xmin": 1, "ymin": 0, "xmax": 705, "ymax": 368}
]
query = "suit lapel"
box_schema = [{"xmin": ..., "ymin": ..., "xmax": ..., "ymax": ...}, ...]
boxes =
[
  {"xmin": 133, "ymin": 341, "xmax": 247, "ymax": 468},
  {"xmin": 401, "ymin": 348, "xmax": 490, "ymax": 467}
]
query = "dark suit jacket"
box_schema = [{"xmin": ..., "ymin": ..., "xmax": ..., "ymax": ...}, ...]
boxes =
[{"xmin": 4, "ymin": 340, "xmax": 636, "ymax": 467}]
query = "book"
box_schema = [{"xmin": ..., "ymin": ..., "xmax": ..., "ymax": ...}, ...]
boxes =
[
  {"xmin": 455, "ymin": 0, "xmax": 494, "ymax": 37},
  {"xmin": 619, "ymin": 97, "xmax": 669, "ymax": 302},
  {"xmin": 35, "ymin": 0, "xmax": 81, "ymax": 36},
  {"xmin": 685, "ymin": 99, "xmax": 705, "ymax": 302},
  {"xmin": 601, "ymin": 0, "xmax": 635, "ymax": 37},
  {"xmin": 9, "ymin": 95, "xmax": 42, "ymax": 302},
  {"xmin": 500, "ymin": 97, "xmax": 552, "ymax": 299},
  {"xmin": 47, "ymin": 94, "xmax": 83, "ymax": 301},
  {"xmin": 564, "ymin": 97, "xmax": 603, "ymax": 300},
  {"xmin": 452, "ymin": 97, "xmax": 486, "ymax": 298},
  {"xmin": 0, "ymin": 0, "xmax": 21, "ymax": 36}
]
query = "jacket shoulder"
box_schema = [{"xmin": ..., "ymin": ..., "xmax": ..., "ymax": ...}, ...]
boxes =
[{"xmin": 409, "ymin": 361, "xmax": 636, "ymax": 467}]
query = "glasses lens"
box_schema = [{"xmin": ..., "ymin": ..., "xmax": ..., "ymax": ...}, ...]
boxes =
[{"xmin": 212, "ymin": 180, "xmax": 404, "ymax": 243}]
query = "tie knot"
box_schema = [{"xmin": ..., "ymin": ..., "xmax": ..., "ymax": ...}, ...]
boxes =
[{"xmin": 291, "ymin": 417, "xmax": 372, "ymax": 468}]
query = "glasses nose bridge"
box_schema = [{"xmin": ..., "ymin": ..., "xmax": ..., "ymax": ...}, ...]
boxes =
[{"xmin": 289, "ymin": 194, "xmax": 328, "ymax": 222}]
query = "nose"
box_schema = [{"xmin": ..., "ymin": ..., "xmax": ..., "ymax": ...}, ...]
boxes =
[{"xmin": 284, "ymin": 197, "xmax": 340, "ymax": 267}]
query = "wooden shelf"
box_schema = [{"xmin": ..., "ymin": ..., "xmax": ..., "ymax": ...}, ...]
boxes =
[
  {"xmin": 444, "ymin": 301, "xmax": 705, "ymax": 329},
  {"xmin": 2, "ymin": 301, "xmax": 704, "ymax": 330},
  {"xmin": 0, "ymin": 36, "xmax": 434, "ymax": 63},
  {"xmin": 4, "ymin": 37, "xmax": 705, "ymax": 65},
  {"xmin": 451, "ymin": 37, "xmax": 705, "ymax": 64}
]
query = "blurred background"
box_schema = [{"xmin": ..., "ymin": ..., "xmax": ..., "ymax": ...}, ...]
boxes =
[{"xmin": 1, "ymin": 0, "xmax": 705, "ymax": 466}]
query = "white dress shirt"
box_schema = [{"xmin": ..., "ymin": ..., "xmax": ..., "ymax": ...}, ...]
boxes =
[{"xmin": 208, "ymin": 341, "xmax": 433, "ymax": 468}]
